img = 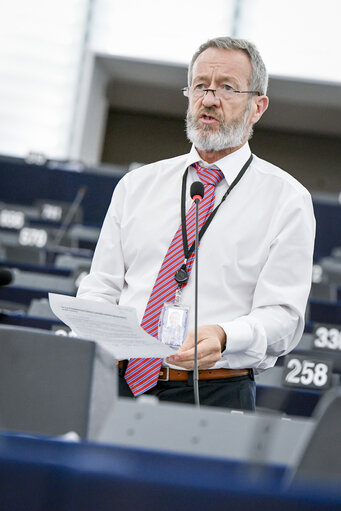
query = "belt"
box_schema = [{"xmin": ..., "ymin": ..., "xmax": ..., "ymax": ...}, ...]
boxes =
[{"xmin": 118, "ymin": 361, "xmax": 250, "ymax": 381}]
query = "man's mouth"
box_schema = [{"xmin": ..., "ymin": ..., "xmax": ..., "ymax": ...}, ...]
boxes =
[{"xmin": 199, "ymin": 113, "xmax": 220, "ymax": 125}]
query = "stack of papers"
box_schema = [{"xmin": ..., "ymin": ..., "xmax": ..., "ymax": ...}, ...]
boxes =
[{"xmin": 49, "ymin": 293, "xmax": 177, "ymax": 360}]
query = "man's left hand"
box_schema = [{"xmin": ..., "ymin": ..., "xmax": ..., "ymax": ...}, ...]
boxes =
[{"xmin": 165, "ymin": 324, "xmax": 226, "ymax": 370}]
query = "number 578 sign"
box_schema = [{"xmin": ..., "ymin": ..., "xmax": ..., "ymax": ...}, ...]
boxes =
[{"xmin": 282, "ymin": 354, "xmax": 333, "ymax": 390}]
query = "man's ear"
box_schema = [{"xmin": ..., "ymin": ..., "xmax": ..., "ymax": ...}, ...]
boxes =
[{"xmin": 249, "ymin": 95, "xmax": 269, "ymax": 126}]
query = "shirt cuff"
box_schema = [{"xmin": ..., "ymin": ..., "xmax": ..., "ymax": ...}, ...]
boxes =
[{"xmin": 218, "ymin": 319, "xmax": 254, "ymax": 355}]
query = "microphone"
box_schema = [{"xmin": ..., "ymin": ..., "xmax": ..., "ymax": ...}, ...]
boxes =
[
  {"xmin": 190, "ymin": 181, "xmax": 205, "ymax": 202},
  {"xmin": 190, "ymin": 181, "xmax": 204, "ymax": 407},
  {"xmin": 0, "ymin": 269, "xmax": 13, "ymax": 287}
]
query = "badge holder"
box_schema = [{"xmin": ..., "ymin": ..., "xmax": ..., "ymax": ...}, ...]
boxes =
[{"xmin": 158, "ymin": 265, "xmax": 190, "ymax": 347}]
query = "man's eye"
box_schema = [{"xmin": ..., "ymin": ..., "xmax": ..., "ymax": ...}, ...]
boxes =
[
  {"xmin": 223, "ymin": 84, "xmax": 234, "ymax": 91},
  {"xmin": 194, "ymin": 84, "xmax": 205, "ymax": 90}
]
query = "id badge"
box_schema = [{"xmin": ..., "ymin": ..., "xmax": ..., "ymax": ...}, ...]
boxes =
[{"xmin": 158, "ymin": 302, "xmax": 189, "ymax": 347}]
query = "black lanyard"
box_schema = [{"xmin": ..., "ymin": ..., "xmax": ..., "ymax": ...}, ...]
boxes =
[{"xmin": 174, "ymin": 154, "xmax": 253, "ymax": 286}]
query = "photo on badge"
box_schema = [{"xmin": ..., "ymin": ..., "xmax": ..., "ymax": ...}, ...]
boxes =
[{"xmin": 158, "ymin": 302, "xmax": 189, "ymax": 347}]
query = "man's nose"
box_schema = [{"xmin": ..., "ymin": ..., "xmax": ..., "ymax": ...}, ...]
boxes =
[{"xmin": 202, "ymin": 89, "xmax": 220, "ymax": 108}]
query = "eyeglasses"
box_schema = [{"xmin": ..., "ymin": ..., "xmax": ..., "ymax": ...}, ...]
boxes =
[{"xmin": 182, "ymin": 85, "xmax": 261, "ymax": 100}]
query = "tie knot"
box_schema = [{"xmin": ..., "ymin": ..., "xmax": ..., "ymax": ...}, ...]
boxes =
[{"xmin": 192, "ymin": 162, "xmax": 224, "ymax": 187}]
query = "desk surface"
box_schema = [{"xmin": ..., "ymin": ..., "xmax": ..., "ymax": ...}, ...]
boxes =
[{"xmin": 0, "ymin": 432, "xmax": 340, "ymax": 511}]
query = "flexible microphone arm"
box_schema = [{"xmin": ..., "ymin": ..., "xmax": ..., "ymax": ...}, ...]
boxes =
[
  {"xmin": 53, "ymin": 186, "xmax": 87, "ymax": 246},
  {"xmin": 190, "ymin": 181, "xmax": 204, "ymax": 407}
]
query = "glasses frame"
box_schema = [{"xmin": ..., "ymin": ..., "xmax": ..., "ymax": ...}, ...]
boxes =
[{"xmin": 182, "ymin": 87, "xmax": 261, "ymax": 98}]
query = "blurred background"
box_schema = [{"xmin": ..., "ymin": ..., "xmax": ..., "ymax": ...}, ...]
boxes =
[{"xmin": 0, "ymin": 0, "xmax": 340, "ymax": 192}]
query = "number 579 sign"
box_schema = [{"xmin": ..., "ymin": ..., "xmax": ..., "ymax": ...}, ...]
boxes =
[{"xmin": 282, "ymin": 354, "xmax": 333, "ymax": 390}]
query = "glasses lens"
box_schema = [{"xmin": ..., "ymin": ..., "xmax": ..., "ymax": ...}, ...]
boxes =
[
  {"xmin": 192, "ymin": 88, "xmax": 204, "ymax": 98},
  {"xmin": 218, "ymin": 87, "xmax": 236, "ymax": 99}
]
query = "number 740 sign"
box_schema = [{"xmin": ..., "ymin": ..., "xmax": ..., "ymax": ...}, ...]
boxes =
[{"xmin": 282, "ymin": 354, "xmax": 333, "ymax": 390}]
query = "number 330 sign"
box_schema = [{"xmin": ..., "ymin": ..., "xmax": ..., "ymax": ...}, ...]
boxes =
[{"xmin": 282, "ymin": 354, "xmax": 333, "ymax": 390}]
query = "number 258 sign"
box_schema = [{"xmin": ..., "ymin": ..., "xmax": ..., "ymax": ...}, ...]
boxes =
[{"xmin": 282, "ymin": 355, "xmax": 332, "ymax": 390}]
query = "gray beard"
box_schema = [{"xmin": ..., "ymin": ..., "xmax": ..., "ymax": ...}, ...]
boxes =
[{"xmin": 186, "ymin": 105, "xmax": 252, "ymax": 152}]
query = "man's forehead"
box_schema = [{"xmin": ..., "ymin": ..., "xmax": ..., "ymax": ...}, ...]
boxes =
[{"xmin": 192, "ymin": 47, "xmax": 251, "ymax": 79}]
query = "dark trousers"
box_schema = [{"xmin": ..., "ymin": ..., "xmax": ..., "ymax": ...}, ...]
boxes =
[{"xmin": 118, "ymin": 371, "xmax": 256, "ymax": 411}]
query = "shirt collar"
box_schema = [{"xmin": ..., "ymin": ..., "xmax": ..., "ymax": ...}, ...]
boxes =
[{"xmin": 185, "ymin": 143, "xmax": 252, "ymax": 185}]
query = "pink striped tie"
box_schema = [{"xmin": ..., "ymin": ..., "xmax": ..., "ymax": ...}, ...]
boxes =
[{"xmin": 124, "ymin": 163, "xmax": 224, "ymax": 396}]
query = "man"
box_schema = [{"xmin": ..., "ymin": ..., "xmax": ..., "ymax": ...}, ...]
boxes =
[{"xmin": 77, "ymin": 36, "xmax": 315, "ymax": 411}]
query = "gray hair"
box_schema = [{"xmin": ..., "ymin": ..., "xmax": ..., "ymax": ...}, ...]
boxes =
[{"xmin": 188, "ymin": 36, "xmax": 268, "ymax": 95}]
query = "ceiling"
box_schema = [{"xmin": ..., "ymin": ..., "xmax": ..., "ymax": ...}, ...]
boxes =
[{"xmin": 99, "ymin": 54, "xmax": 341, "ymax": 139}]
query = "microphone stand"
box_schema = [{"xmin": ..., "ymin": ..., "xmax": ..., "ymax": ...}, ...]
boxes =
[{"xmin": 193, "ymin": 197, "xmax": 200, "ymax": 407}]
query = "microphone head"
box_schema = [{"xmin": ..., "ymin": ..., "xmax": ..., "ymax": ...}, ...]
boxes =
[
  {"xmin": 190, "ymin": 181, "xmax": 205, "ymax": 201},
  {"xmin": 0, "ymin": 269, "xmax": 13, "ymax": 287}
]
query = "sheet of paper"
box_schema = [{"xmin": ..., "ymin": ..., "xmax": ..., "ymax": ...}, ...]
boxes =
[{"xmin": 48, "ymin": 293, "xmax": 177, "ymax": 359}]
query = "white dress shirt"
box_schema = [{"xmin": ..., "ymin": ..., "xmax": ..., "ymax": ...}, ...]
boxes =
[{"xmin": 77, "ymin": 142, "xmax": 315, "ymax": 372}]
